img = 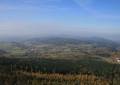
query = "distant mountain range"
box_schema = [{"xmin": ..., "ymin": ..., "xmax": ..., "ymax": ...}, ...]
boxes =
[
  {"xmin": 0, "ymin": 36, "xmax": 120, "ymax": 43},
  {"xmin": 24, "ymin": 37, "xmax": 120, "ymax": 50}
]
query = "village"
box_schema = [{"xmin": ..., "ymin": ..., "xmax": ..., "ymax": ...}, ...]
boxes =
[{"xmin": 112, "ymin": 51, "xmax": 120, "ymax": 64}]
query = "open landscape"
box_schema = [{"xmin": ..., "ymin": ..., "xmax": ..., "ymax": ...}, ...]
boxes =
[{"xmin": 0, "ymin": 37, "xmax": 120, "ymax": 85}]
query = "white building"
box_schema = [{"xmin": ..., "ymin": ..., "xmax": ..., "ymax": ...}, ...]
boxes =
[{"xmin": 116, "ymin": 58, "xmax": 120, "ymax": 63}]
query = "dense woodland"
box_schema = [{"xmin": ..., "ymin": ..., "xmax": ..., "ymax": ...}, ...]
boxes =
[{"xmin": 0, "ymin": 57, "xmax": 120, "ymax": 85}]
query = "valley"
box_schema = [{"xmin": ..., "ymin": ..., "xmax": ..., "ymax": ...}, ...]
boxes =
[{"xmin": 0, "ymin": 37, "xmax": 120, "ymax": 85}]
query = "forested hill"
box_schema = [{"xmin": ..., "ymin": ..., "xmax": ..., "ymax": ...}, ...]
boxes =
[{"xmin": 24, "ymin": 37, "xmax": 120, "ymax": 50}]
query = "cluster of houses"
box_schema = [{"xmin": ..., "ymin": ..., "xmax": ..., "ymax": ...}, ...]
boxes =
[
  {"xmin": 112, "ymin": 56, "xmax": 120, "ymax": 63},
  {"xmin": 116, "ymin": 58, "xmax": 120, "ymax": 63}
]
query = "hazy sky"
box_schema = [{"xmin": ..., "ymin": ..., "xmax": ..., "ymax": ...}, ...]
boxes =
[{"xmin": 0, "ymin": 0, "xmax": 120, "ymax": 40}]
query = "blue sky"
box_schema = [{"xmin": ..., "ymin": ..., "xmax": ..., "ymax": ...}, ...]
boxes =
[{"xmin": 0, "ymin": 0, "xmax": 120, "ymax": 40}]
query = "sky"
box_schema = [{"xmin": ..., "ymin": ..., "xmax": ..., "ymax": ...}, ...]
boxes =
[{"xmin": 0, "ymin": 0, "xmax": 120, "ymax": 41}]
